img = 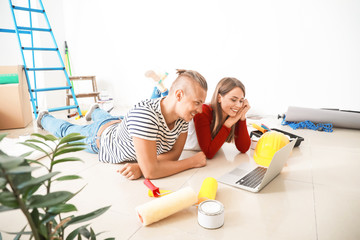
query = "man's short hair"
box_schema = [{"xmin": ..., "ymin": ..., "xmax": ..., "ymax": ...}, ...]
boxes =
[{"xmin": 169, "ymin": 69, "xmax": 208, "ymax": 95}]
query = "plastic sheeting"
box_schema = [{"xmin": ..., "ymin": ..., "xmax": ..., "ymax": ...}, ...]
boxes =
[{"xmin": 285, "ymin": 106, "xmax": 360, "ymax": 130}]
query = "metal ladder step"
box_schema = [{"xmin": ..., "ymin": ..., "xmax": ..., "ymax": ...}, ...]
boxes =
[
  {"xmin": 0, "ymin": 28, "xmax": 31, "ymax": 34},
  {"xmin": 22, "ymin": 47, "xmax": 58, "ymax": 51},
  {"xmin": 26, "ymin": 67, "xmax": 65, "ymax": 71},
  {"xmin": 12, "ymin": 6, "xmax": 45, "ymax": 13},
  {"xmin": 31, "ymin": 86, "xmax": 72, "ymax": 92},
  {"xmin": 17, "ymin": 26, "xmax": 51, "ymax": 32}
]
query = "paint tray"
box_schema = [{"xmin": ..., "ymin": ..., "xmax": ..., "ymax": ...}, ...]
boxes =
[{"xmin": 249, "ymin": 128, "xmax": 304, "ymax": 147}]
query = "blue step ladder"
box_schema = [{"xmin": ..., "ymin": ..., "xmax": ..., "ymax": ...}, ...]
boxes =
[{"xmin": 0, "ymin": 0, "xmax": 82, "ymax": 118}]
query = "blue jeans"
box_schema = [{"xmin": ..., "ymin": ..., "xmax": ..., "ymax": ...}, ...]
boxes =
[{"xmin": 41, "ymin": 108, "xmax": 121, "ymax": 154}]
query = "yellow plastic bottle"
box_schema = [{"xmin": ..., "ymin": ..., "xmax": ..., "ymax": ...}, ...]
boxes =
[{"xmin": 198, "ymin": 177, "xmax": 218, "ymax": 204}]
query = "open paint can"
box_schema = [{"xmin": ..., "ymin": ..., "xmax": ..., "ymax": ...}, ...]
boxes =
[{"xmin": 198, "ymin": 200, "xmax": 224, "ymax": 229}]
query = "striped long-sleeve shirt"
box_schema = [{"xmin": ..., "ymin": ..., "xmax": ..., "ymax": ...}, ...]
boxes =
[{"xmin": 98, "ymin": 97, "xmax": 189, "ymax": 163}]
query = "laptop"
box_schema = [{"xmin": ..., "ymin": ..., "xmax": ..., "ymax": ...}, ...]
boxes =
[{"xmin": 218, "ymin": 139, "xmax": 296, "ymax": 193}]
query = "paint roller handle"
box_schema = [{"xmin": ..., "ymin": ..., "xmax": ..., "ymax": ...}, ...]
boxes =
[
  {"xmin": 144, "ymin": 179, "xmax": 160, "ymax": 197},
  {"xmin": 65, "ymin": 41, "xmax": 69, "ymax": 53}
]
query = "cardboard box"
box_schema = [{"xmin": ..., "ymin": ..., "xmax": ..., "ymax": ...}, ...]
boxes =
[{"xmin": 0, "ymin": 65, "xmax": 33, "ymax": 130}]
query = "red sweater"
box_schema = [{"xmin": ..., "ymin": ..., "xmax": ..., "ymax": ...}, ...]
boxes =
[{"xmin": 193, "ymin": 104, "xmax": 251, "ymax": 159}]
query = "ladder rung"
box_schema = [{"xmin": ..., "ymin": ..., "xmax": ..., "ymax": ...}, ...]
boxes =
[
  {"xmin": 48, "ymin": 105, "xmax": 78, "ymax": 112},
  {"xmin": 26, "ymin": 67, "xmax": 65, "ymax": 71},
  {"xmin": 0, "ymin": 28, "xmax": 31, "ymax": 34},
  {"xmin": 12, "ymin": 6, "xmax": 45, "ymax": 13},
  {"xmin": 22, "ymin": 47, "xmax": 58, "ymax": 51},
  {"xmin": 32, "ymin": 86, "xmax": 71, "ymax": 92},
  {"xmin": 17, "ymin": 26, "xmax": 51, "ymax": 32}
]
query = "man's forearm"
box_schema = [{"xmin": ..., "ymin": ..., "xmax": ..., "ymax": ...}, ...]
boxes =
[{"xmin": 157, "ymin": 149, "xmax": 182, "ymax": 162}]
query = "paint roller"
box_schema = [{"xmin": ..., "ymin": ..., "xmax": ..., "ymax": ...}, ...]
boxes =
[{"xmin": 136, "ymin": 186, "xmax": 197, "ymax": 226}]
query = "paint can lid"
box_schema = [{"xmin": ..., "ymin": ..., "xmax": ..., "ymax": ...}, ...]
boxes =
[{"xmin": 198, "ymin": 200, "xmax": 224, "ymax": 216}]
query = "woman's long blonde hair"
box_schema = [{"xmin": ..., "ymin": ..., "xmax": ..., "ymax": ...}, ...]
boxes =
[{"xmin": 210, "ymin": 77, "xmax": 245, "ymax": 143}]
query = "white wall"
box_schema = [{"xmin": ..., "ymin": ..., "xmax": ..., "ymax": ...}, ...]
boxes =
[{"xmin": 2, "ymin": 0, "xmax": 360, "ymax": 116}]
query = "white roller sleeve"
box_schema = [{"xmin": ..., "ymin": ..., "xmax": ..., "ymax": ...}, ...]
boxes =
[
  {"xmin": 136, "ymin": 186, "xmax": 197, "ymax": 226},
  {"xmin": 285, "ymin": 106, "xmax": 360, "ymax": 129}
]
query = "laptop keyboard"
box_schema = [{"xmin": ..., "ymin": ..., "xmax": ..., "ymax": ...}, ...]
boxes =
[{"xmin": 236, "ymin": 167, "xmax": 267, "ymax": 188}]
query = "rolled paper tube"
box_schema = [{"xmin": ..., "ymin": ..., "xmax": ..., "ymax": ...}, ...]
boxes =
[
  {"xmin": 285, "ymin": 106, "xmax": 360, "ymax": 130},
  {"xmin": 198, "ymin": 177, "xmax": 218, "ymax": 204},
  {"xmin": 136, "ymin": 186, "xmax": 197, "ymax": 226}
]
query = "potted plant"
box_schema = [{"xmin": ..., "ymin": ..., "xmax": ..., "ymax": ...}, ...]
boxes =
[{"xmin": 0, "ymin": 133, "xmax": 114, "ymax": 240}]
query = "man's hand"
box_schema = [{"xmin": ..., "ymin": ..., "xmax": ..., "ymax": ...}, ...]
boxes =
[
  {"xmin": 117, "ymin": 163, "xmax": 143, "ymax": 180},
  {"xmin": 189, "ymin": 151, "xmax": 207, "ymax": 168}
]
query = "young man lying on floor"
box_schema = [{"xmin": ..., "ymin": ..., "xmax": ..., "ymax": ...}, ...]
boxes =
[{"xmin": 37, "ymin": 69, "xmax": 208, "ymax": 180}]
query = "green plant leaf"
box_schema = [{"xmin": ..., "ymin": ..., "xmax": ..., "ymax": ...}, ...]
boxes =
[
  {"xmin": 57, "ymin": 141, "xmax": 87, "ymax": 151},
  {"xmin": 0, "ymin": 155, "xmax": 24, "ymax": 170},
  {"xmin": 90, "ymin": 228, "xmax": 96, "ymax": 240},
  {"xmin": 65, "ymin": 224, "xmax": 90, "ymax": 240},
  {"xmin": 2, "ymin": 229, "xmax": 32, "ymax": 238},
  {"xmin": 7, "ymin": 166, "xmax": 40, "ymax": 174},
  {"xmin": 31, "ymin": 133, "xmax": 57, "ymax": 142},
  {"xmin": 13, "ymin": 225, "xmax": 30, "ymax": 240},
  {"xmin": 53, "ymin": 147, "xmax": 86, "ymax": 158},
  {"xmin": 40, "ymin": 212, "xmax": 57, "ymax": 225},
  {"xmin": 47, "ymin": 203, "xmax": 77, "ymax": 214},
  {"xmin": 0, "ymin": 205, "xmax": 16, "ymax": 212},
  {"xmin": 56, "ymin": 142, "xmax": 86, "ymax": 153},
  {"xmin": 59, "ymin": 133, "xmax": 86, "ymax": 145},
  {"xmin": 38, "ymin": 221, "xmax": 48, "ymax": 239},
  {"xmin": 17, "ymin": 172, "xmax": 60, "ymax": 189},
  {"xmin": 79, "ymin": 227, "xmax": 91, "ymax": 238},
  {"xmin": 30, "ymin": 208, "xmax": 40, "ymax": 228},
  {"xmin": 28, "ymin": 191, "xmax": 74, "ymax": 208},
  {"xmin": 0, "ymin": 177, "xmax": 6, "ymax": 189},
  {"xmin": 54, "ymin": 175, "xmax": 82, "ymax": 181},
  {"xmin": 0, "ymin": 133, "xmax": 6, "ymax": 142},
  {"xmin": 19, "ymin": 151, "xmax": 33, "ymax": 158},
  {"xmin": 70, "ymin": 185, "xmax": 87, "ymax": 200},
  {"xmin": 62, "ymin": 142, "xmax": 87, "ymax": 147},
  {"xmin": 51, "ymin": 157, "xmax": 83, "ymax": 167},
  {"xmin": 0, "ymin": 191, "xmax": 19, "ymax": 208},
  {"xmin": 18, "ymin": 142, "xmax": 50, "ymax": 158},
  {"xmin": 24, "ymin": 139, "xmax": 53, "ymax": 151},
  {"xmin": 22, "ymin": 184, "xmax": 41, "ymax": 200},
  {"xmin": 10, "ymin": 163, "xmax": 32, "ymax": 190},
  {"xmin": 25, "ymin": 159, "xmax": 49, "ymax": 169},
  {"xmin": 0, "ymin": 149, "xmax": 6, "ymax": 157},
  {"xmin": 64, "ymin": 206, "xmax": 111, "ymax": 227}
]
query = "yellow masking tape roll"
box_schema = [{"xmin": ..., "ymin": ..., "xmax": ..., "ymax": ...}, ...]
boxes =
[
  {"xmin": 136, "ymin": 187, "xmax": 197, "ymax": 226},
  {"xmin": 198, "ymin": 177, "xmax": 218, "ymax": 204}
]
